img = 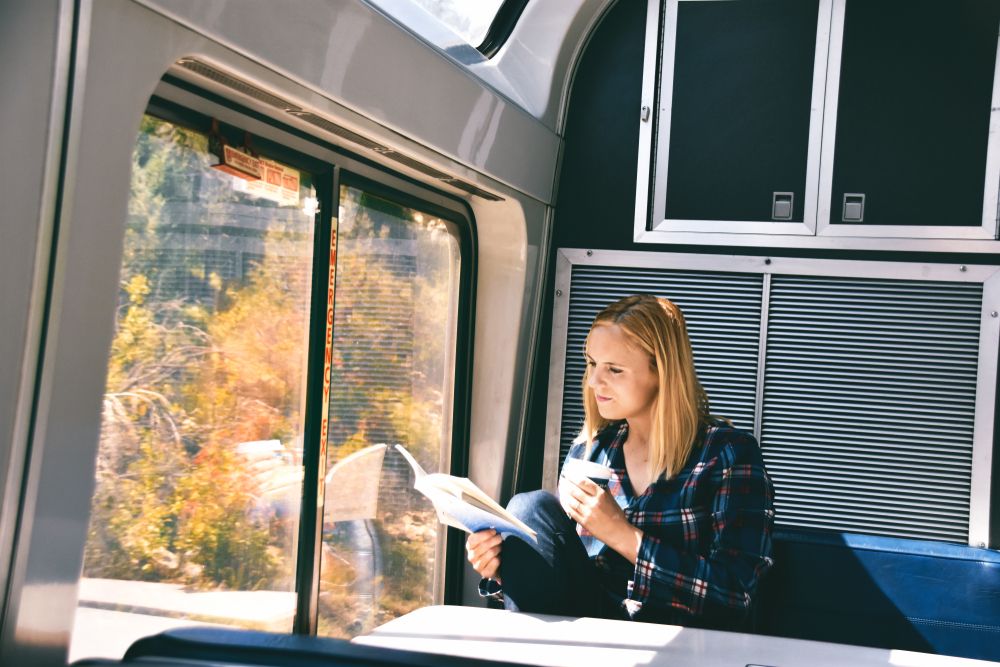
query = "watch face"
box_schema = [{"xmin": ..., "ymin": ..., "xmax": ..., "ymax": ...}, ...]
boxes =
[{"xmin": 478, "ymin": 577, "xmax": 503, "ymax": 597}]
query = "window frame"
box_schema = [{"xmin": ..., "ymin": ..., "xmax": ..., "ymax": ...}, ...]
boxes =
[
  {"xmin": 327, "ymin": 169, "xmax": 478, "ymax": 617},
  {"xmin": 477, "ymin": 0, "xmax": 531, "ymax": 58},
  {"xmin": 116, "ymin": 96, "xmax": 336, "ymax": 637},
  {"xmin": 365, "ymin": 0, "xmax": 528, "ymax": 61},
  {"xmin": 89, "ymin": 81, "xmax": 477, "ymax": 639}
]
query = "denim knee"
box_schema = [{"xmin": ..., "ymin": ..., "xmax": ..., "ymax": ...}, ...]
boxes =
[{"xmin": 505, "ymin": 489, "xmax": 560, "ymax": 523}]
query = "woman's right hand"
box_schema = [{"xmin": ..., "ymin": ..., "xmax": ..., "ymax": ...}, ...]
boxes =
[{"xmin": 466, "ymin": 529, "xmax": 502, "ymax": 580}]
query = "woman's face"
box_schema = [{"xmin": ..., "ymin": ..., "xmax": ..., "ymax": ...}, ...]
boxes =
[{"xmin": 585, "ymin": 323, "xmax": 659, "ymax": 424}]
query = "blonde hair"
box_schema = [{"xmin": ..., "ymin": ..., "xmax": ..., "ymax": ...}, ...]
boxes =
[{"xmin": 580, "ymin": 294, "xmax": 709, "ymax": 480}]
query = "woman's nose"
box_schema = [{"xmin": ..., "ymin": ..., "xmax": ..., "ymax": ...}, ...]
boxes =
[{"xmin": 587, "ymin": 367, "xmax": 601, "ymax": 387}]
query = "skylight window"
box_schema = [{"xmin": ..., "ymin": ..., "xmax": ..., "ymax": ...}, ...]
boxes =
[{"xmin": 408, "ymin": 0, "xmax": 506, "ymax": 47}]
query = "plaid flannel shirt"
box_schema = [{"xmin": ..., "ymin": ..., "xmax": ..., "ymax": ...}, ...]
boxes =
[{"xmin": 564, "ymin": 419, "xmax": 775, "ymax": 627}]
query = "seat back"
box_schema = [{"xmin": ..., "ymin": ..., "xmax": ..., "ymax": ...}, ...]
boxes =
[{"xmin": 756, "ymin": 530, "xmax": 1000, "ymax": 661}]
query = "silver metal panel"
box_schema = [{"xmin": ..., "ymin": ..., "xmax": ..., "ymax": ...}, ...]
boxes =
[
  {"xmin": 969, "ymin": 269, "xmax": 1000, "ymax": 547},
  {"xmin": 366, "ymin": 0, "xmax": 618, "ymax": 132},
  {"xmin": 752, "ymin": 274, "xmax": 772, "ymax": 442},
  {"xmin": 472, "ymin": 0, "xmax": 615, "ymax": 131},
  {"xmin": 632, "ymin": 0, "xmax": 664, "ymax": 243},
  {"xmin": 983, "ymin": 36, "xmax": 1000, "ymax": 237},
  {"xmin": 2, "ymin": 0, "xmax": 552, "ymax": 658},
  {"xmin": 544, "ymin": 249, "xmax": 998, "ymax": 545},
  {"xmin": 0, "ymin": 0, "xmax": 75, "ymax": 646},
  {"xmin": 1, "ymin": 0, "xmax": 109, "ymax": 662},
  {"xmin": 634, "ymin": 228, "xmax": 1000, "ymax": 252},
  {"xmin": 551, "ymin": 249, "xmax": 999, "ymax": 284},
  {"xmin": 133, "ymin": 0, "xmax": 560, "ymax": 204},
  {"xmin": 543, "ymin": 251, "xmax": 575, "ymax": 491}
]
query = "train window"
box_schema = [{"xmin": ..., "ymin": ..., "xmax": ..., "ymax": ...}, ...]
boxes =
[
  {"xmin": 67, "ymin": 95, "xmax": 473, "ymax": 659},
  {"xmin": 71, "ymin": 114, "xmax": 318, "ymax": 660},
  {"xmin": 408, "ymin": 0, "xmax": 506, "ymax": 47},
  {"xmin": 367, "ymin": 0, "xmax": 518, "ymax": 61},
  {"xmin": 317, "ymin": 183, "xmax": 462, "ymax": 638}
]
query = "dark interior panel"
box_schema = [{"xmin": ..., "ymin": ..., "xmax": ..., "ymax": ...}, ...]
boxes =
[
  {"xmin": 665, "ymin": 0, "xmax": 818, "ymax": 223},
  {"xmin": 831, "ymin": 0, "xmax": 1000, "ymax": 226}
]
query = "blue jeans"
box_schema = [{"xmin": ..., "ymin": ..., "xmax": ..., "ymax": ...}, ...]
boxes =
[{"xmin": 498, "ymin": 490, "xmax": 626, "ymax": 619}]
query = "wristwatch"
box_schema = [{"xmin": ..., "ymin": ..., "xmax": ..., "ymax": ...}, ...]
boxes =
[{"xmin": 477, "ymin": 577, "xmax": 503, "ymax": 599}]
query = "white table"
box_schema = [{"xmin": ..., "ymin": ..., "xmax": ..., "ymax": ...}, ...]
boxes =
[{"xmin": 354, "ymin": 605, "xmax": 998, "ymax": 667}]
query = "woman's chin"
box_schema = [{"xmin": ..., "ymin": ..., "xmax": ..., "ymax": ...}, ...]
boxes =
[{"xmin": 596, "ymin": 403, "xmax": 620, "ymax": 420}]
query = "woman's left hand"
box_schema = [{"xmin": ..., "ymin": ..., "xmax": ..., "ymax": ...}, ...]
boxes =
[{"xmin": 559, "ymin": 477, "xmax": 642, "ymax": 563}]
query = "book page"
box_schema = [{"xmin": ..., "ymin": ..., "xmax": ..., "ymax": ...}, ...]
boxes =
[{"xmin": 396, "ymin": 445, "xmax": 537, "ymax": 542}]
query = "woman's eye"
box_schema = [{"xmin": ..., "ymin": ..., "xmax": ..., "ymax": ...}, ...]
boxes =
[
  {"xmin": 586, "ymin": 360, "xmax": 596, "ymax": 368},
  {"xmin": 609, "ymin": 367, "xmax": 623, "ymax": 375}
]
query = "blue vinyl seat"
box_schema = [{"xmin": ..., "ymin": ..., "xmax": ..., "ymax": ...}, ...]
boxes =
[{"xmin": 755, "ymin": 530, "xmax": 1000, "ymax": 662}]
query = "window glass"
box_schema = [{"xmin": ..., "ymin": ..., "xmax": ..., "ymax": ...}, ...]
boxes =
[
  {"xmin": 70, "ymin": 115, "xmax": 317, "ymax": 661},
  {"xmin": 317, "ymin": 185, "xmax": 461, "ymax": 638},
  {"xmin": 406, "ymin": 0, "xmax": 506, "ymax": 47}
]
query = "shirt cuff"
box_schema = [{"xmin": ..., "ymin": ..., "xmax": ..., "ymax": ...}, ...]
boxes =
[{"xmin": 627, "ymin": 533, "xmax": 660, "ymax": 616}]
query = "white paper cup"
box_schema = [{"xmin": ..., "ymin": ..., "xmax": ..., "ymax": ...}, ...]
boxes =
[{"xmin": 561, "ymin": 457, "xmax": 613, "ymax": 488}]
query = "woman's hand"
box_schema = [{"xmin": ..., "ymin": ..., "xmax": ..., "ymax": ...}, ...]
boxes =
[
  {"xmin": 560, "ymin": 477, "xmax": 642, "ymax": 564},
  {"xmin": 466, "ymin": 529, "xmax": 502, "ymax": 580}
]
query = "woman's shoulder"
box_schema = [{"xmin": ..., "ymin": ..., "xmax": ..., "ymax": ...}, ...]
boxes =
[{"xmin": 700, "ymin": 419, "xmax": 765, "ymax": 465}]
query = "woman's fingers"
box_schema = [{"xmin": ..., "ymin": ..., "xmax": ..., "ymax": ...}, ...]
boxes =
[
  {"xmin": 476, "ymin": 554, "xmax": 500, "ymax": 580},
  {"xmin": 563, "ymin": 479, "xmax": 616, "ymax": 530},
  {"xmin": 466, "ymin": 529, "xmax": 502, "ymax": 577},
  {"xmin": 568, "ymin": 480, "xmax": 602, "ymax": 509},
  {"xmin": 565, "ymin": 476, "xmax": 601, "ymax": 500},
  {"xmin": 467, "ymin": 529, "xmax": 499, "ymax": 550}
]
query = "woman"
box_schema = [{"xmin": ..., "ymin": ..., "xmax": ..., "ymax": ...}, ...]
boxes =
[{"xmin": 466, "ymin": 294, "xmax": 775, "ymax": 629}]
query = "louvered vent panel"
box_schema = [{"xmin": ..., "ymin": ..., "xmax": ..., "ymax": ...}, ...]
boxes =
[
  {"xmin": 762, "ymin": 277, "xmax": 982, "ymax": 542},
  {"xmin": 558, "ymin": 266, "xmax": 763, "ymax": 466}
]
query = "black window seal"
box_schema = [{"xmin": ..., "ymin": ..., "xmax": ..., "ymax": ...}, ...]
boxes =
[{"xmin": 477, "ymin": 0, "xmax": 530, "ymax": 59}]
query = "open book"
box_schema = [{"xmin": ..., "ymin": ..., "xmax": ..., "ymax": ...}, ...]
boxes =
[{"xmin": 395, "ymin": 445, "xmax": 537, "ymax": 543}]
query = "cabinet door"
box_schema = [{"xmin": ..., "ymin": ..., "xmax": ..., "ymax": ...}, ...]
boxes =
[
  {"xmin": 646, "ymin": 0, "xmax": 827, "ymax": 233},
  {"xmin": 820, "ymin": 0, "xmax": 1000, "ymax": 237}
]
